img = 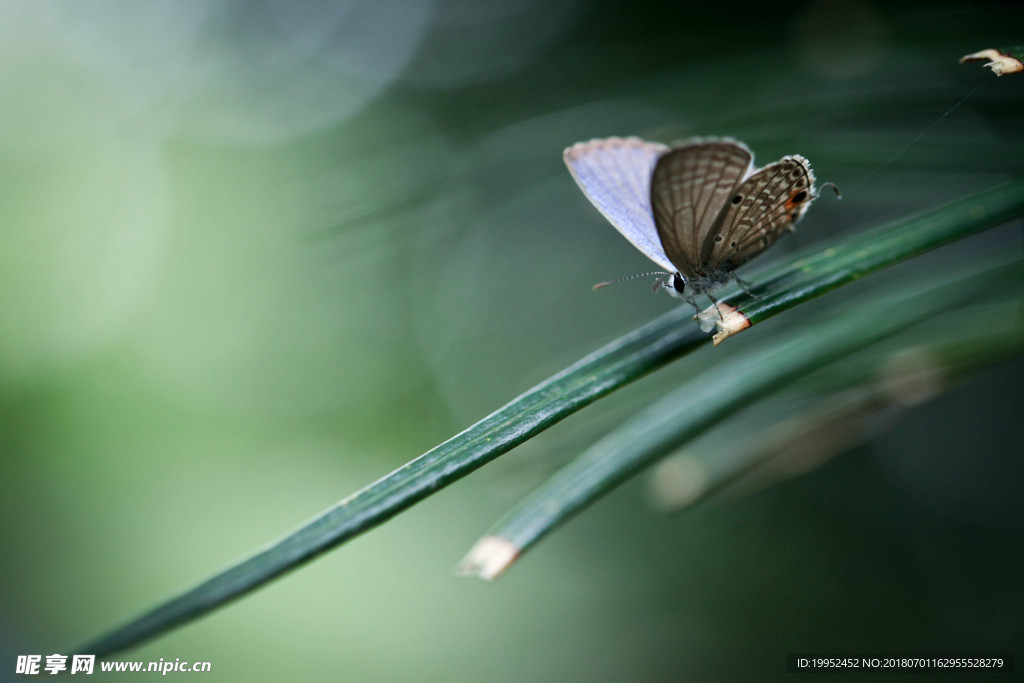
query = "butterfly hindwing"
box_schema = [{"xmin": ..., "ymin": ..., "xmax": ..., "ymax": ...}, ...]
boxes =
[
  {"xmin": 563, "ymin": 137, "xmax": 674, "ymax": 272},
  {"xmin": 649, "ymin": 140, "xmax": 753, "ymax": 280},
  {"xmin": 702, "ymin": 154, "xmax": 816, "ymax": 271}
]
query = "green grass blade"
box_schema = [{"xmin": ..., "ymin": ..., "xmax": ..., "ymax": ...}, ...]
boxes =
[
  {"xmin": 652, "ymin": 297, "xmax": 1024, "ymax": 512},
  {"xmin": 77, "ymin": 179, "xmax": 1024, "ymax": 656},
  {"xmin": 77, "ymin": 311, "xmax": 708, "ymax": 656},
  {"xmin": 705, "ymin": 179, "xmax": 1024, "ymax": 341},
  {"xmin": 460, "ymin": 261, "xmax": 1024, "ymax": 578}
]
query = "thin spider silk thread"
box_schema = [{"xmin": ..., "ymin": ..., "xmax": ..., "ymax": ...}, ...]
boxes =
[{"xmin": 835, "ymin": 79, "xmax": 987, "ymax": 202}]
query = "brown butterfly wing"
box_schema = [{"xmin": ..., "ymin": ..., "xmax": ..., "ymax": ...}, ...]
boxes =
[
  {"xmin": 701, "ymin": 155, "xmax": 816, "ymax": 272},
  {"xmin": 649, "ymin": 140, "xmax": 753, "ymax": 280}
]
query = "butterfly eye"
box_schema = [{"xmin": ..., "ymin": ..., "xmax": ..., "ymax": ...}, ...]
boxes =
[{"xmin": 731, "ymin": 195, "xmax": 742, "ymax": 205}]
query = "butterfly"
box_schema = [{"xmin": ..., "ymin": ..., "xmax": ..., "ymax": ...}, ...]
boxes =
[{"xmin": 564, "ymin": 136, "xmax": 829, "ymax": 317}]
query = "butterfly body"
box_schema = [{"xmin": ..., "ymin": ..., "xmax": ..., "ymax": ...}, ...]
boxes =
[{"xmin": 564, "ymin": 136, "xmax": 820, "ymax": 314}]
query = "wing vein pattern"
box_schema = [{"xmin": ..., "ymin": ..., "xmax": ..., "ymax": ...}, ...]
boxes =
[{"xmin": 649, "ymin": 140, "xmax": 752, "ymax": 279}]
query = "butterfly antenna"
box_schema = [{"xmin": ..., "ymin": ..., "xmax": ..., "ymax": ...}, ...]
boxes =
[
  {"xmin": 817, "ymin": 181, "xmax": 841, "ymax": 200},
  {"xmin": 593, "ymin": 271, "xmax": 667, "ymax": 291}
]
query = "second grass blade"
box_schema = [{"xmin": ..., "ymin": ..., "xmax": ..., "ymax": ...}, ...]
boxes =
[{"xmin": 461, "ymin": 259, "xmax": 1024, "ymax": 578}]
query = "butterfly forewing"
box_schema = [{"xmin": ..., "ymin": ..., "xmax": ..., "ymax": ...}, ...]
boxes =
[
  {"xmin": 649, "ymin": 140, "xmax": 753, "ymax": 280},
  {"xmin": 703, "ymin": 155, "xmax": 816, "ymax": 271},
  {"xmin": 564, "ymin": 137, "xmax": 674, "ymax": 272}
]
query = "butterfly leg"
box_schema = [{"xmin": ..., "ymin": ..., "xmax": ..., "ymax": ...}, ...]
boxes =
[
  {"xmin": 733, "ymin": 274, "xmax": 762, "ymax": 300},
  {"xmin": 704, "ymin": 291, "xmax": 726, "ymax": 321}
]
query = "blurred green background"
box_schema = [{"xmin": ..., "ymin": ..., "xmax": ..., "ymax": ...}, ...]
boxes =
[{"xmin": 1, "ymin": 0, "xmax": 1021, "ymax": 680}]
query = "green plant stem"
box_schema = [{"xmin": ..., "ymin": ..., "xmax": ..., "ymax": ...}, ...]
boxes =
[
  {"xmin": 737, "ymin": 179, "xmax": 1024, "ymax": 324},
  {"xmin": 76, "ymin": 178, "xmax": 1024, "ymax": 656},
  {"xmin": 475, "ymin": 261, "xmax": 1024, "ymax": 569},
  {"xmin": 656, "ymin": 297, "xmax": 1024, "ymax": 512},
  {"xmin": 77, "ymin": 311, "xmax": 707, "ymax": 656}
]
